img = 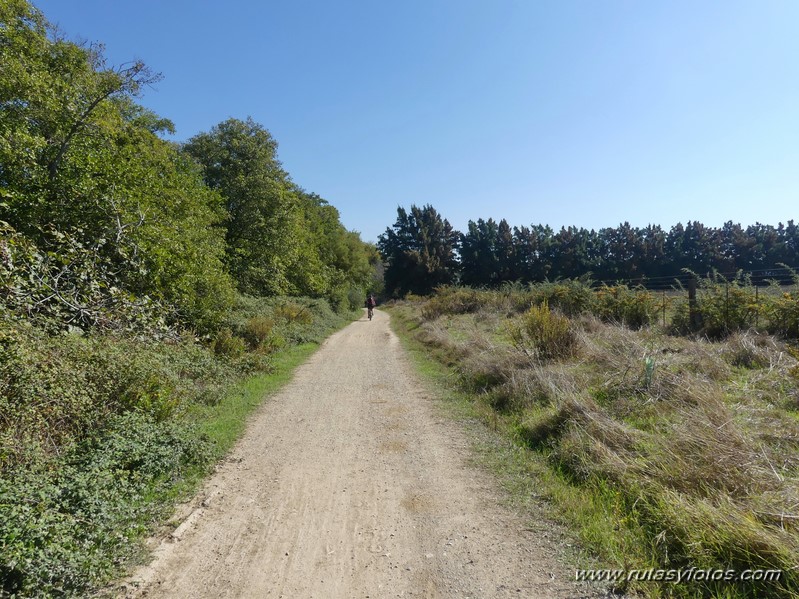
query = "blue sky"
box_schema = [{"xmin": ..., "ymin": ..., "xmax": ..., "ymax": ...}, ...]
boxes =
[{"xmin": 33, "ymin": 1, "xmax": 799, "ymax": 243}]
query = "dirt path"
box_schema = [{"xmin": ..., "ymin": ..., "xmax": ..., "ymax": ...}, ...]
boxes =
[{"xmin": 125, "ymin": 310, "xmax": 597, "ymax": 598}]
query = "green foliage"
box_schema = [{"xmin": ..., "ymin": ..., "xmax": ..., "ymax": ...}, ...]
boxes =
[
  {"xmin": 0, "ymin": 412, "xmax": 211, "ymax": 597},
  {"xmin": 698, "ymin": 274, "xmax": 759, "ymax": 338},
  {"xmin": 183, "ymin": 118, "xmax": 301, "ymax": 296},
  {"xmin": 671, "ymin": 274, "xmax": 762, "ymax": 338},
  {"xmin": 182, "ymin": 120, "xmax": 376, "ymax": 305},
  {"xmin": 507, "ymin": 301, "xmax": 577, "ymax": 361},
  {"xmin": 0, "ymin": 290, "xmax": 349, "ymax": 595},
  {"xmin": 763, "ymin": 271, "xmax": 799, "ymax": 339},
  {"xmin": 2, "ymin": 2, "xmax": 373, "ymax": 336},
  {"xmin": 212, "ymin": 328, "xmax": 246, "ymax": 358},
  {"xmin": 274, "ymin": 302, "xmax": 313, "ymax": 324},
  {"xmin": 377, "ymin": 200, "xmax": 799, "ymax": 298},
  {"xmin": 378, "ymin": 204, "xmax": 459, "ymax": 296},
  {"xmin": 460, "ymin": 218, "xmax": 516, "ymax": 286},
  {"xmin": 242, "ymin": 316, "xmax": 275, "ymax": 350},
  {"xmin": 110, "ymin": 134, "xmax": 235, "ymax": 332},
  {"xmin": 594, "ymin": 284, "xmax": 658, "ymax": 328},
  {"xmin": 0, "ymin": 3, "xmax": 373, "ymax": 595},
  {"xmin": 0, "ymin": 222, "xmax": 169, "ymax": 333},
  {"xmin": 766, "ymin": 291, "xmax": 799, "ymax": 339},
  {"xmin": 529, "ymin": 279, "xmax": 595, "ymax": 317},
  {"xmin": 420, "ymin": 286, "xmax": 488, "ymax": 319},
  {"xmin": 0, "ymin": 318, "xmax": 241, "ymax": 472},
  {"xmin": 224, "ymin": 294, "xmax": 349, "ymax": 346},
  {"xmin": 0, "ymin": 2, "xmax": 234, "ymax": 333}
]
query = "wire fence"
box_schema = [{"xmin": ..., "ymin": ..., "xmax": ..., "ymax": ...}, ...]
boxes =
[
  {"xmin": 594, "ymin": 267, "xmax": 798, "ymax": 334},
  {"xmin": 589, "ymin": 265, "xmax": 799, "ymax": 292}
]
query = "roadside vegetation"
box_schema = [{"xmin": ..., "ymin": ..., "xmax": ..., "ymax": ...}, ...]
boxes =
[
  {"xmin": 0, "ymin": 295, "xmax": 354, "ymax": 597},
  {"xmin": 389, "ymin": 281, "xmax": 799, "ymax": 598},
  {"xmin": 0, "ymin": 2, "xmax": 379, "ymax": 596}
]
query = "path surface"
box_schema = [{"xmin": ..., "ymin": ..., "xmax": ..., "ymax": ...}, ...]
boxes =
[{"xmin": 126, "ymin": 310, "xmax": 597, "ymax": 598}]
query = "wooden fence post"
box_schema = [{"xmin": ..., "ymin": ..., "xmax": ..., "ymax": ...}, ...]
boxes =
[{"xmin": 688, "ymin": 276, "xmax": 701, "ymax": 330}]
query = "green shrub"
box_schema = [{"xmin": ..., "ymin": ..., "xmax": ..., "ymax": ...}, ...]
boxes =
[
  {"xmin": 421, "ymin": 286, "xmax": 487, "ymax": 319},
  {"xmin": 764, "ymin": 290, "xmax": 799, "ymax": 339},
  {"xmin": 0, "ymin": 290, "xmax": 348, "ymax": 595},
  {"xmin": 347, "ymin": 286, "xmax": 366, "ymax": 312},
  {"xmin": 0, "ymin": 223, "xmax": 170, "ymax": 335},
  {"xmin": 508, "ymin": 302, "xmax": 577, "ymax": 361},
  {"xmin": 242, "ymin": 316, "xmax": 275, "ymax": 350},
  {"xmin": 593, "ymin": 285, "xmax": 658, "ymax": 328},
  {"xmin": 212, "ymin": 328, "xmax": 246, "ymax": 358},
  {"xmin": 529, "ymin": 280, "xmax": 595, "ymax": 317},
  {"xmin": 274, "ymin": 302, "xmax": 313, "ymax": 324},
  {"xmin": 669, "ymin": 275, "xmax": 760, "ymax": 338},
  {"xmin": 0, "ymin": 412, "xmax": 211, "ymax": 597},
  {"xmin": 0, "ymin": 320, "xmax": 242, "ymax": 471}
]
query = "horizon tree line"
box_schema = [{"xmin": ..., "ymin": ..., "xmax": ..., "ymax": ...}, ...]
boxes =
[{"xmin": 378, "ymin": 205, "xmax": 799, "ymax": 296}]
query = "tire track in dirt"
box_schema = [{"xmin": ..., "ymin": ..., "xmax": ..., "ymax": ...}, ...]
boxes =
[{"xmin": 124, "ymin": 310, "xmax": 600, "ymax": 598}]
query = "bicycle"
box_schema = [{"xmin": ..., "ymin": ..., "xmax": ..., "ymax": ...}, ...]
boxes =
[{"xmin": 367, "ymin": 306, "xmax": 373, "ymax": 320}]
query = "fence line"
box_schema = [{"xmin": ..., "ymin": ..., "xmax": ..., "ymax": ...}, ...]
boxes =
[{"xmin": 587, "ymin": 265, "xmax": 798, "ymax": 291}]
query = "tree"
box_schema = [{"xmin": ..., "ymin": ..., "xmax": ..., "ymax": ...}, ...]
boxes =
[
  {"xmin": 294, "ymin": 188, "xmax": 376, "ymax": 309},
  {"xmin": 378, "ymin": 205, "xmax": 459, "ymax": 296},
  {"xmin": 551, "ymin": 226, "xmax": 594, "ymax": 279},
  {"xmin": 719, "ymin": 221, "xmax": 753, "ymax": 272},
  {"xmin": 184, "ymin": 122, "xmax": 376, "ymax": 306},
  {"xmin": 597, "ymin": 222, "xmax": 645, "ymax": 281},
  {"xmin": 183, "ymin": 118, "xmax": 303, "ymax": 296},
  {"xmin": 640, "ymin": 224, "xmax": 668, "ymax": 280},
  {"xmin": 0, "ymin": 0, "xmax": 233, "ymax": 331},
  {"xmin": 496, "ymin": 219, "xmax": 516, "ymax": 282},
  {"xmin": 460, "ymin": 218, "xmax": 500, "ymax": 286},
  {"xmin": 512, "ymin": 224, "xmax": 554, "ymax": 282},
  {"xmin": 0, "ymin": 1, "xmax": 160, "ymax": 232}
]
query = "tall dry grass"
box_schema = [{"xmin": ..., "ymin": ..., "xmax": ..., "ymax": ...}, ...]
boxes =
[{"xmin": 394, "ymin": 289, "xmax": 799, "ymax": 598}]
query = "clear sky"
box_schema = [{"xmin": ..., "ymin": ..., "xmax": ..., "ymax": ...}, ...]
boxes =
[{"xmin": 32, "ymin": 0, "xmax": 799, "ymax": 243}]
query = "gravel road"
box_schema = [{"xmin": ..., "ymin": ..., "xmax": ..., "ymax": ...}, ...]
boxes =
[{"xmin": 125, "ymin": 309, "xmax": 599, "ymax": 598}]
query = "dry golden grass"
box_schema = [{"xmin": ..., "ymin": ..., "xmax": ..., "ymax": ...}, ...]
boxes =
[{"xmin": 394, "ymin": 291, "xmax": 799, "ymax": 598}]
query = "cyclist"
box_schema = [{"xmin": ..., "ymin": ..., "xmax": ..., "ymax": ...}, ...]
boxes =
[{"xmin": 365, "ymin": 294, "xmax": 376, "ymax": 320}]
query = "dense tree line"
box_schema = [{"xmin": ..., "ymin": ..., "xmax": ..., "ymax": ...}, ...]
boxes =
[
  {"xmin": 0, "ymin": 0, "xmax": 376, "ymax": 333},
  {"xmin": 379, "ymin": 205, "xmax": 799, "ymax": 295}
]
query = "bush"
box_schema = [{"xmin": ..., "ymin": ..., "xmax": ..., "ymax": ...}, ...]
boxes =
[
  {"xmin": 0, "ymin": 289, "xmax": 350, "ymax": 595},
  {"xmin": 529, "ymin": 280, "xmax": 595, "ymax": 317},
  {"xmin": 672, "ymin": 274, "xmax": 760, "ymax": 338},
  {"xmin": 0, "ymin": 319, "xmax": 242, "ymax": 472},
  {"xmin": 593, "ymin": 285, "xmax": 658, "ymax": 328},
  {"xmin": 764, "ymin": 290, "xmax": 799, "ymax": 339},
  {"xmin": 421, "ymin": 286, "xmax": 488, "ymax": 320},
  {"xmin": 241, "ymin": 316, "xmax": 275, "ymax": 350},
  {"xmin": 274, "ymin": 302, "xmax": 313, "ymax": 324},
  {"xmin": 508, "ymin": 302, "xmax": 577, "ymax": 361},
  {"xmin": 0, "ymin": 223, "xmax": 171, "ymax": 335},
  {"xmin": 0, "ymin": 412, "xmax": 211, "ymax": 597},
  {"xmin": 211, "ymin": 328, "xmax": 246, "ymax": 358},
  {"xmin": 347, "ymin": 286, "xmax": 366, "ymax": 312}
]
